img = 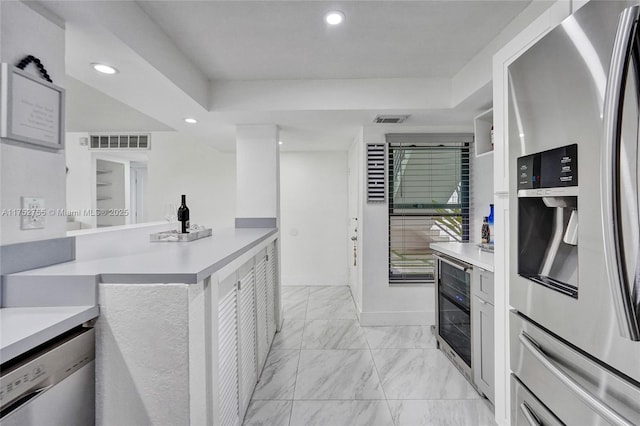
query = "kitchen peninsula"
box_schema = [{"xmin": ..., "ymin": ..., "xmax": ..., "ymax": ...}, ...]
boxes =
[{"xmin": 3, "ymin": 226, "xmax": 281, "ymax": 426}]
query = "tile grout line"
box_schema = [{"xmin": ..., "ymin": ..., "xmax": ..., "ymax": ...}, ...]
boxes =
[
  {"xmin": 287, "ymin": 288, "xmax": 309, "ymax": 426},
  {"xmin": 359, "ymin": 296, "xmax": 397, "ymax": 426}
]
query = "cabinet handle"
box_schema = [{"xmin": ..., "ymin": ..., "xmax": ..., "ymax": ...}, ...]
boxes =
[
  {"xmin": 519, "ymin": 402, "xmax": 541, "ymax": 426},
  {"xmin": 434, "ymin": 254, "xmax": 471, "ymax": 272},
  {"xmin": 476, "ymin": 298, "xmax": 487, "ymax": 305}
]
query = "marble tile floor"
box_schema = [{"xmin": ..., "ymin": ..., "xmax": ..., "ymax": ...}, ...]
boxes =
[{"xmin": 243, "ymin": 285, "xmax": 496, "ymax": 426}]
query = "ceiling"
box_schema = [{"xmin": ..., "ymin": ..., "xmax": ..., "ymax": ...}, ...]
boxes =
[
  {"xmin": 37, "ymin": 0, "xmax": 544, "ymax": 152},
  {"xmin": 65, "ymin": 76, "xmax": 171, "ymax": 132},
  {"xmin": 137, "ymin": 1, "xmax": 531, "ymax": 81}
]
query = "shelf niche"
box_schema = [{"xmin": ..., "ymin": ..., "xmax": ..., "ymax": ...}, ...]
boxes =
[{"xmin": 474, "ymin": 108, "xmax": 494, "ymax": 157}]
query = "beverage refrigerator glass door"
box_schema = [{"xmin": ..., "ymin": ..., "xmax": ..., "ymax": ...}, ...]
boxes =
[
  {"xmin": 508, "ymin": 1, "xmax": 640, "ymax": 423},
  {"xmin": 434, "ymin": 254, "xmax": 473, "ymax": 384}
]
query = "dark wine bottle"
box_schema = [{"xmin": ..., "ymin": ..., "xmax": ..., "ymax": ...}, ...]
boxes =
[
  {"xmin": 481, "ymin": 216, "xmax": 490, "ymax": 244},
  {"xmin": 177, "ymin": 194, "xmax": 190, "ymax": 233}
]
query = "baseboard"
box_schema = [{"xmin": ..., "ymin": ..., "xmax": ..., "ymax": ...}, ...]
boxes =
[
  {"xmin": 281, "ymin": 280, "xmax": 348, "ymax": 286},
  {"xmin": 358, "ymin": 310, "xmax": 435, "ymax": 326}
]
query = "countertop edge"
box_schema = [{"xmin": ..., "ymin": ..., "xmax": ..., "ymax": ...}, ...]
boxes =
[
  {"xmin": 6, "ymin": 228, "xmax": 279, "ymax": 286},
  {"xmin": 195, "ymin": 228, "xmax": 278, "ymax": 282},
  {"xmin": 430, "ymin": 242, "xmax": 494, "ymax": 272},
  {"xmin": 0, "ymin": 305, "xmax": 100, "ymax": 364}
]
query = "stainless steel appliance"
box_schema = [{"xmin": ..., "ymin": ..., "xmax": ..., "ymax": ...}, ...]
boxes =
[
  {"xmin": 509, "ymin": 1, "xmax": 640, "ymax": 424},
  {"xmin": 434, "ymin": 253, "xmax": 474, "ymax": 385},
  {"xmin": 0, "ymin": 327, "xmax": 95, "ymax": 426}
]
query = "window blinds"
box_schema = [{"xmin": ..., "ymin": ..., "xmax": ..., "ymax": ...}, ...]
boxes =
[{"xmin": 387, "ymin": 134, "xmax": 472, "ymax": 283}]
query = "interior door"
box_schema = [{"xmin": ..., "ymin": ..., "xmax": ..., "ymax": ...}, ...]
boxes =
[
  {"xmin": 130, "ymin": 163, "xmax": 147, "ymax": 224},
  {"xmin": 347, "ymin": 142, "xmax": 361, "ymax": 308}
]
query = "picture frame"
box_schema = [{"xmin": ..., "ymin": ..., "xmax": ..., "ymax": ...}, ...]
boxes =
[{"xmin": 0, "ymin": 63, "xmax": 65, "ymax": 150}]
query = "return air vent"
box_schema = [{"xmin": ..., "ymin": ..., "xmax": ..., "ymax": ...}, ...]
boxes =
[
  {"xmin": 367, "ymin": 143, "xmax": 386, "ymax": 203},
  {"xmin": 373, "ymin": 115, "xmax": 410, "ymax": 124},
  {"xmin": 89, "ymin": 134, "xmax": 151, "ymax": 150}
]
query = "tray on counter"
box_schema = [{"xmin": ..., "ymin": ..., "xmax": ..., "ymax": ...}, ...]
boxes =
[
  {"xmin": 477, "ymin": 243, "xmax": 494, "ymax": 253},
  {"xmin": 150, "ymin": 228, "xmax": 212, "ymax": 242}
]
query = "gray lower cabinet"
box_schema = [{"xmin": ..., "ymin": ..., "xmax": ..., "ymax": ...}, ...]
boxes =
[
  {"xmin": 472, "ymin": 267, "xmax": 494, "ymax": 403},
  {"xmin": 254, "ymin": 248, "xmax": 269, "ymax": 374},
  {"xmin": 218, "ymin": 274, "xmax": 241, "ymax": 426},
  {"xmin": 237, "ymin": 262, "xmax": 257, "ymax": 420},
  {"xmin": 217, "ymin": 240, "xmax": 279, "ymax": 426}
]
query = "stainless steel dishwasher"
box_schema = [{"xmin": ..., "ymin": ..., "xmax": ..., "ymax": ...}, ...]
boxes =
[{"xmin": 0, "ymin": 327, "xmax": 95, "ymax": 426}]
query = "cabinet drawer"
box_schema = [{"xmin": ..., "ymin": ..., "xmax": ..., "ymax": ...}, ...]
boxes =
[
  {"xmin": 472, "ymin": 267, "xmax": 494, "ymax": 303},
  {"xmin": 511, "ymin": 374, "xmax": 562, "ymax": 426}
]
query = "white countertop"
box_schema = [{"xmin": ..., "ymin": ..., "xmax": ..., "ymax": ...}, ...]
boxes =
[
  {"xmin": 430, "ymin": 242, "xmax": 494, "ymax": 272},
  {"xmin": 0, "ymin": 305, "xmax": 99, "ymax": 364},
  {"xmin": 2, "ymin": 228, "xmax": 275, "ymax": 363},
  {"xmin": 6, "ymin": 227, "xmax": 277, "ymax": 285}
]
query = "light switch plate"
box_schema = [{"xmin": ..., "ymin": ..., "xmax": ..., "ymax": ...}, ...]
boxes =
[{"xmin": 21, "ymin": 196, "xmax": 45, "ymax": 230}]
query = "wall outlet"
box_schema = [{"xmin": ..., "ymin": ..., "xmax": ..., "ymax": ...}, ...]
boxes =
[{"xmin": 21, "ymin": 197, "xmax": 45, "ymax": 230}]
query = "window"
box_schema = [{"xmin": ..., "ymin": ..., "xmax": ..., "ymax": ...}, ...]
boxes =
[{"xmin": 387, "ymin": 134, "xmax": 471, "ymax": 283}]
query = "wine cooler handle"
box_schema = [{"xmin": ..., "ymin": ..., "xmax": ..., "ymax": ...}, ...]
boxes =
[
  {"xmin": 519, "ymin": 333, "xmax": 634, "ymax": 426},
  {"xmin": 519, "ymin": 402, "xmax": 542, "ymax": 426},
  {"xmin": 601, "ymin": 5, "xmax": 640, "ymax": 341},
  {"xmin": 433, "ymin": 254, "xmax": 471, "ymax": 273}
]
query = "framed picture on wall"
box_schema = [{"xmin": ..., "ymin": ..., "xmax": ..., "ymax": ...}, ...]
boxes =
[{"xmin": 0, "ymin": 63, "xmax": 65, "ymax": 150}]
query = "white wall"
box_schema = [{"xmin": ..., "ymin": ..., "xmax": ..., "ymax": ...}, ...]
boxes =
[
  {"xmin": 65, "ymin": 132, "xmax": 237, "ymax": 230},
  {"xmin": 280, "ymin": 151, "xmax": 348, "ymax": 286},
  {"xmin": 358, "ymin": 126, "xmax": 478, "ymax": 326},
  {"xmin": 65, "ymin": 133, "xmax": 94, "ymax": 228},
  {"xmin": 0, "ymin": 1, "xmax": 67, "ymax": 245},
  {"xmin": 147, "ymin": 132, "xmax": 236, "ymax": 229},
  {"xmin": 235, "ymin": 125, "xmax": 279, "ymax": 221}
]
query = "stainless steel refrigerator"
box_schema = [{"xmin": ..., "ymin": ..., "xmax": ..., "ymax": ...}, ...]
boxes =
[{"xmin": 508, "ymin": 1, "xmax": 640, "ymax": 424}]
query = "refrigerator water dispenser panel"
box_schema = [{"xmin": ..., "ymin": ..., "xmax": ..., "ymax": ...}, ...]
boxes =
[
  {"xmin": 517, "ymin": 145, "xmax": 579, "ymax": 298},
  {"xmin": 518, "ymin": 144, "xmax": 578, "ymax": 190}
]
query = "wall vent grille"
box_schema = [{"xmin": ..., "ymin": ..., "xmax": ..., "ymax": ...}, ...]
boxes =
[
  {"xmin": 374, "ymin": 115, "xmax": 410, "ymax": 124},
  {"xmin": 89, "ymin": 134, "xmax": 150, "ymax": 150},
  {"xmin": 367, "ymin": 143, "xmax": 386, "ymax": 203}
]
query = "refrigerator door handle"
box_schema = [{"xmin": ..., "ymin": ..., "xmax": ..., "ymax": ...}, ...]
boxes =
[
  {"xmin": 519, "ymin": 402, "xmax": 542, "ymax": 426},
  {"xmin": 601, "ymin": 5, "xmax": 640, "ymax": 341},
  {"xmin": 519, "ymin": 332, "xmax": 634, "ymax": 426}
]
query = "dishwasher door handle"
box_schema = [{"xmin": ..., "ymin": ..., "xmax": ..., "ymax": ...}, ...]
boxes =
[{"xmin": 0, "ymin": 383, "xmax": 52, "ymax": 416}]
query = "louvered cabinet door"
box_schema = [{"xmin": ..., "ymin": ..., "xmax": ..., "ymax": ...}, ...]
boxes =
[
  {"xmin": 237, "ymin": 265, "xmax": 257, "ymax": 420},
  {"xmin": 266, "ymin": 242, "xmax": 278, "ymax": 345},
  {"xmin": 254, "ymin": 250, "xmax": 269, "ymax": 373},
  {"xmin": 218, "ymin": 283, "xmax": 240, "ymax": 426}
]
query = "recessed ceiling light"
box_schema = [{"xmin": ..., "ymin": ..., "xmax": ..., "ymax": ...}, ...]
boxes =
[
  {"xmin": 325, "ymin": 10, "xmax": 345, "ymax": 25},
  {"xmin": 278, "ymin": 141, "xmax": 283, "ymax": 145},
  {"xmin": 184, "ymin": 118, "xmax": 197, "ymax": 124},
  {"xmin": 91, "ymin": 63, "xmax": 118, "ymax": 75}
]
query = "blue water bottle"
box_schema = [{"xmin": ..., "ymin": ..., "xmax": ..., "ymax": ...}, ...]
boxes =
[{"xmin": 488, "ymin": 204, "xmax": 494, "ymax": 244}]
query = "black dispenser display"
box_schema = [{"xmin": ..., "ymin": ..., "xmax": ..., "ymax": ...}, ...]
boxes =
[{"xmin": 517, "ymin": 145, "xmax": 579, "ymax": 298}]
